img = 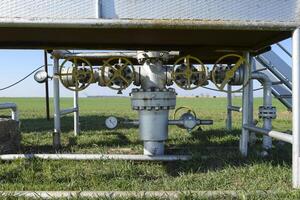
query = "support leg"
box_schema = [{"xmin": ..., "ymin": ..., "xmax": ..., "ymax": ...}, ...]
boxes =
[
  {"xmin": 292, "ymin": 28, "xmax": 300, "ymax": 188},
  {"xmin": 53, "ymin": 57, "xmax": 61, "ymax": 149},
  {"xmin": 226, "ymin": 85, "xmax": 232, "ymax": 130},
  {"xmin": 74, "ymin": 91, "xmax": 80, "ymax": 136},
  {"xmin": 248, "ymin": 59, "xmax": 255, "ymax": 145},
  {"xmin": 240, "ymin": 52, "xmax": 251, "ymax": 156}
]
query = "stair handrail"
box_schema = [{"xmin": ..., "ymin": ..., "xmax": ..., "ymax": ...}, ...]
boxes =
[{"xmin": 276, "ymin": 43, "xmax": 292, "ymax": 58}]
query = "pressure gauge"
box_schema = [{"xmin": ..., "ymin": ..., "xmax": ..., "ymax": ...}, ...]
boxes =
[
  {"xmin": 34, "ymin": 70, "xmax": 48, "ymax": 83},
  {"xmin": 105, "ymin": 116, "xmax": 118, "ymax": 129}
]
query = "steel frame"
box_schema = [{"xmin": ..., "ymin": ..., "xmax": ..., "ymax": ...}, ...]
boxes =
[{"xmin": 52, "ymin": 57, "xmax": 80, "ymax": 149}]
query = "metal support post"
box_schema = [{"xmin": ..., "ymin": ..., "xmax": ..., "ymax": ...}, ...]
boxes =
[
  {"xmin": 226, "ymin": 85, "xmax": 232, "ymax": 130},
  {"xmin": 240, "ymin": 52, "xmax": 251, "ymax": 156},
  {"xmin": 74, "ymin": 91, "xmax": 80, "ymax": 136},
  {"xmin": 53, "ymin": 57, "xmax": 61, "ymax": 149},
  {"xmin": 292, "ymin": 28, "xmax": 300, "ymax": 188},
  {"xmin": 249, "ymin": 59, "xmax": 256, "ymax": 144}
]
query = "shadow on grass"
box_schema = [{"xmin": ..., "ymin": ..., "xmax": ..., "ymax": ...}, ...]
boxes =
[
  {"xmin": 18, "ymin": 116, "xmax": 292, "ymax": 178},
  {"xmin": 163, "ymin": 128, "xmax": 292, "ymax": 177},
  {"xmin": 20, "ymin": 115, "xmax": 130, "ymax": 133}
]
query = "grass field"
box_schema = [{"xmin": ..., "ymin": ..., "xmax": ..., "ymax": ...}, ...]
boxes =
[{"xmin": 0, "ymin": 97, "xmax": 297, "ymax": 199}]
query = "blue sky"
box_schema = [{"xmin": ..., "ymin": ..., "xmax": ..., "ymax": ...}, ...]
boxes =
[{"xmin": 0, "ymin": 39, "xmax": 292, "ymax": 97}]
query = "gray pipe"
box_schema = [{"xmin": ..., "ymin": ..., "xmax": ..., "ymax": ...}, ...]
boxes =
[
  {"xmin": 53, "ymin": 57, "xmax": 61, "ymax": 148},
  {"xmin": 124, "ymin": 119, "xmax": 213, "ymax": 126},
  {"xmin": 251, "ymin": 72, "xmax": 273, "ymax": 149},
  {"xmin": 0, "ymin": 154, "xmax": 191, "ymax": 161},
  {"xmin": 243, "ymin": 125, "xmax": 292, "ymax": 144},
  {"xmin": 0, "ymin": 103, "xmax": 19, "ymax": 121}
]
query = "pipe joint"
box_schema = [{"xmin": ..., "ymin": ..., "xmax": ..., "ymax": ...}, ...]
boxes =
[{"xmin": 258, "ymin": 106, "xmax": 277, "ymax": 119}]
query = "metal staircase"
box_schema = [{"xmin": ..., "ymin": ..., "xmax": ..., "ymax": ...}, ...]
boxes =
[{"xmin": 254, "ymin": 44, "xmax": 292, "ymax": 110}]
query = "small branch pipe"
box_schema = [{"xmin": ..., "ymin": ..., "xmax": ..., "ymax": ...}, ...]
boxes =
[
  {"xmin": 0, "ymin": 154, "xmax": 191, "ymax": 161},
  {"xmin": 0, "ymin": 103, "xmax": 19, "ymax": 121},
  {"xmin": 0, "ymin": 190, "xmax": 286, "ymax": 199},
  {"xmin": 60, "ymin": 108, "xmax": 78, "ymax": 116},
  {"xmin": 251, "ymin": 72, "xmax": 273, "ymax": 149},
  {"xmin": 227, "ymin": 105, "xmax": 242, "ymax": 112},
  {"xmin": 243, "ymin": 125, "xmax": 293, "ymax": 144},
  {"xmin": 124, "ymin": 119, "xmax": 213, "ymax": 126}
]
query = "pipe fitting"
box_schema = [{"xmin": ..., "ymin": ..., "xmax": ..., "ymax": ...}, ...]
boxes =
[{"xmin": 258, "ymin": 106, "xmax": 277, "ymax": 119}]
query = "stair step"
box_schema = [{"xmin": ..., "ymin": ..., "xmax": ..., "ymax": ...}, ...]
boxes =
[{"xmin": 278, "ymin": 94, "xmax": 292, "ymax": 98}]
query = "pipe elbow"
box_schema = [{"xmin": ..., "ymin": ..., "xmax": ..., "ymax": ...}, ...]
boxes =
[{"xmin": 251, "ymin": 72, "xmax": 272, "ymax": 87}]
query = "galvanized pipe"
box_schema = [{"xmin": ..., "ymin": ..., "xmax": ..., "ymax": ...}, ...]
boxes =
[
  {"xmin": 124, "ymin": 119, "xmax": 213, "ymax": 126},
  {"xmin": 53, "ymin": 57, "xmax": 61, "ymax": 149},
  {"xmin": 226, "ymin": 85, "xmax": 233, "ymax": 130},
  {"xmin": 74, "ymin": 91, "xmax": 79, "ymax": 136},
  {"xmin": 292, "ymin": 28, "xmax": 300, "ymax": 188},
  {"xmin": 251, "ymin": 72, "xmax": 273, "ymax": 149},
  {"xmin": 227, "ymin": 105, "xmax": 242, "ymax": 112},
  {"xmin": 51, "ymin": 51, "xmax": 179, "ymax": 60},
  {"xmin": 60, "ymin": 108, "xmax": 78, "ymax": 116},
  {"xmin": 243, "ymin": 125, "xmax": 292, "ymax": 144},
  {"xmin": 0, "ymin": 190, "xmax": 287, "ymax": 199},
  {"xmin": 0, "ymin": 103, "xmax": 19, "ymax": 121},
  {"xmin": 240, "ymin": 52, "xmax": 251, "ymax": 156},
  {"xmin": 0, "ymin": 154, "xmax": 191, "ymax": 161}
]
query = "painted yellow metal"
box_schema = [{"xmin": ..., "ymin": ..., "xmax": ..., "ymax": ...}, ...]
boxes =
[
  {"xmin": 172, "ymin": 55, "xmax": 208, "ymax": 90},
  {"xmin": 101, "ymin": 57, "xmax": 135, "ymax": 91},
  {"xmin": 59, "ymin": 57, "xmax": 94, "ymax": 92},
  {"xmin": 211, "ymin": 54, "xmax": 249, "ymax": 93}
]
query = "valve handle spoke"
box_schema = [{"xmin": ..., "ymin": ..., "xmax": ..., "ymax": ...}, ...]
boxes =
[
  {"xmin": 211, "ymin": 54, "xmax": 248, "ymax": 93},
  {"xmin": 59, "ymin": 57, "xmax": 94, "ymax": 92},
  {"xmin": 172, "ymin": 55, "xmax": 207, "ymax": 90},
  {"xmin": 101, "ymin": 57, "xmax": 134, "ymax": 91}
]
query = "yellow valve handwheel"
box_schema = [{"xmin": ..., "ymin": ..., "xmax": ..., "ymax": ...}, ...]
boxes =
[
  {"xmin": 172, "ymin": 55, "xmax": 208, "ymax": 90},
  {"xmin": 59, "ymin": 57, "xmax": 94, "ymax": 92},
  {"xmin": 173, "ymin": 106, "xmax": 197, "ymax": 120},
  {"xmin": 211, "ymin": 54, "xmax": 250, "ymax": 93},
  {"xmin": 101, "ymin": 57, "xmax": 135, "ymax": 91}
]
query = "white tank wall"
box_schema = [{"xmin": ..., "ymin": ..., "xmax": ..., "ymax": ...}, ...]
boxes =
[
  {"xmin": 0, "ymin": 0, "xmax": 98, "ymax": 19},
  {"xmin": 0, "ymin": 0, "xmax": 299, "ymax": 23},
  {"xmin": 102, "ymin": 0, "xmax": 300, "ymax": 22}
]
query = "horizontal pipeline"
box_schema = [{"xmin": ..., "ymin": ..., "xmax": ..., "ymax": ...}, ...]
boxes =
[
  {"xmin": 227, "ymin": 105, "xmax": 242, "ymax": 112},
  {"xmin": 0, "ymin": 103, "xmax": 19, "ymax": 121},
  {"xmin": 0, "ymin": 154, "xmax": 191, "ymax": 161},
  {"xmin": 243, "ymin": 125, "xmax": 293, "ymax": 144},
  {"xmin": 60, "ymin": 108, "xmax": 78, "ymax": 116},
  {"xmin": 124, "ymin": 119, "xmax": 213, "ymax": 126}
]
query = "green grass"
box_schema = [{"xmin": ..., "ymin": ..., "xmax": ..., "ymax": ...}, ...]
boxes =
[{"xmin": 0, "ymin": 97, "xmax": 296, "ymax": 199}]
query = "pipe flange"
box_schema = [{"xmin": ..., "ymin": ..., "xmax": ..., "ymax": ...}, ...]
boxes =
[
  {"xmin": 258, "ymin": 106, "xmax": 277, "ymax": 119},
  {"xmin": 131, "ymin": 88, "xmax": 176, "ymax": 111}
]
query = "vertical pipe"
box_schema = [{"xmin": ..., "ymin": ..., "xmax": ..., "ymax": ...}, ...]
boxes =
[
  {"xmin": 11, "ymin": 109, "xmax": 19, "ymax": 122},
  {"xmin": 44, "ymin": 50, "xmax": 50, "ymax": 121},
  {"xmin": 262, "ymin": 78, "xmax": 273, "ymax": 149},
  {"xmin": 249, "ymin": 57, "xmax": 254, "ymax": 126},
  {"xmin": 240, "ymin": 52, "xmax": 251, "ymax": 156},
  {"xmin": 74, "ymin": 91, "xmax": 79, "ymax": 136},
  {"xmin": 53, "ymin": 57, "xmax": 61, "ymax": 149},
  {"xmin": 292, "ymin": 28, "xmax": 300, "ymax": 188},
  {"xmin": 249, "ymin": 58, "xmax": 255, "ymax": 144},
  {"xmin": 226, "ymin": 85, "xmax": 232, "ymax": 130}
]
